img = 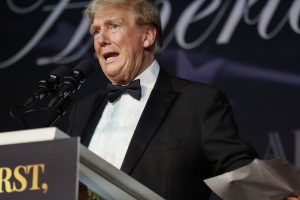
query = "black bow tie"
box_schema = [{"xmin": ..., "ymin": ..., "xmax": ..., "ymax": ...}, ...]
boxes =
[{"xmin": 106, "ymin": 79, "xmax": 141, "ymax": 103}]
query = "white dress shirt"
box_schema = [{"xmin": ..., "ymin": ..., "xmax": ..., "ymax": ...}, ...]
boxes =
[{"xmin": 88, "ymin": 60, "xmax": 160, "ymax": 169}]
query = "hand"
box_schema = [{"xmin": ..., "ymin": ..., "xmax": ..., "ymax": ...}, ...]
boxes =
[{"xmin": 286, "ymin": 195, "xmax": 300, "ymax": 200}]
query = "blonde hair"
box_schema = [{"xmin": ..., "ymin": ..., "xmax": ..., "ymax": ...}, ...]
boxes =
[{"xmin": 84, "ymin": 0, "xmax": 163, "ymax": 56}]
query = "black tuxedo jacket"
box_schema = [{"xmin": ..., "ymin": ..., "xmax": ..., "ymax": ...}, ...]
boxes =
[{"xmin": 65, "ymin": 69, "xmax": 257, "ymax": 199}]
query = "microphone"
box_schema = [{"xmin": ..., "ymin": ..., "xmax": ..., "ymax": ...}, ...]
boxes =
[
  {"xmin": 48, "ymin": 59, "xmax": 95, "ymax": 107},
  {"xmin": 24, "ymin": 65, "xmax": 71, "ymax": 107}
]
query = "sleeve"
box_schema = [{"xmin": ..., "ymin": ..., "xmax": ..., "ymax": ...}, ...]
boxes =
[{"xmin": 200, "ymin": 89, "xmax": 258, "ymax": 176}]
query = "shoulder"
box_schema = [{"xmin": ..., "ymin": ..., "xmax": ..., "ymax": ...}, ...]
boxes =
[{"xmin": 166, "ymin": 73, "xmax": 228, "ymax": 101}]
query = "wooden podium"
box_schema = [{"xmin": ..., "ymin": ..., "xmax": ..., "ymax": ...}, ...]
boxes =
[{"xmin": 0, "ymin": 127, "xmax": 164, "ymax": 200}]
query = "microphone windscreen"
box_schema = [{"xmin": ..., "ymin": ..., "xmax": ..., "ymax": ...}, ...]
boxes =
[
  {"xmin": 74, "ymin": 58, "xmax": 95, "ymax": 77},
  {"xmin": 51, "ymin": 65, "xmax": 72, "ymax": 78}
]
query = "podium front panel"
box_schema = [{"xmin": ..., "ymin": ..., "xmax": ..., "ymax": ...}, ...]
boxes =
[{"xmin": 0, "ymin": 138, "xmax": 79, "ymax": 200}]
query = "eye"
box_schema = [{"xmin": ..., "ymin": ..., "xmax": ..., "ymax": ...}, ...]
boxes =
[
  {"xmin": 111, "ymin": 24, "xmax": 119, "ymax": 29},
  {"xmin": 92, "ymin": 29, "xmax": 100, "ymax": 36}
]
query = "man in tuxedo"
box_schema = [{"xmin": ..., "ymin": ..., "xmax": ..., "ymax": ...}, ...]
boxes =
[{"xmin": 65, "ymin": 0, "xmax": 300, "ymax": 199}]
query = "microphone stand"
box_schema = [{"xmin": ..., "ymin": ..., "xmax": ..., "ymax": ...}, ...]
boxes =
[
  {"xmin": 10, "ymin": 95, "xmax": 73, "ymax": 129},
  {"xmin": 47, "ymin": 96, "xmax": 72, "ymax": 127}
]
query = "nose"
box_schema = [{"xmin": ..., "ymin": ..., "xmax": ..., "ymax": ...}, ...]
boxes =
[{"xmin": 95, "ymin": 30, "xmax": 110, "ymax": 47}]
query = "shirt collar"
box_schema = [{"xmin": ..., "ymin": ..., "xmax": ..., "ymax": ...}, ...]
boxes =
[{"xmin": 135, "ymin": 60, "xmax": 160, "ymax": 89}]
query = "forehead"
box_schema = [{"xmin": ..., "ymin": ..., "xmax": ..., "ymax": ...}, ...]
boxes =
[{"xmin": 92, "ymin": 6, "xmax": 135, "ymax": 24}]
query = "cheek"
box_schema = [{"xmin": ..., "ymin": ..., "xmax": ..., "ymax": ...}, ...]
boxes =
[
  {"xmin": 125, "ymin": 38, "xmax": 143, "ymax": 56},
  {"xmin": 93, "ymin": 39, "xmax": 98, "ymax": 50}
]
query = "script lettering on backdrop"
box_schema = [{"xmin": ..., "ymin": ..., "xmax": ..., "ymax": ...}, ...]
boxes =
[{"xmin": 1, "ymin": 0, "xmax": 300, "ymax": 69}]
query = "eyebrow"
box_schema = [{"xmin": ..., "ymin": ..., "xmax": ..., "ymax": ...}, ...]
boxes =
[
  {"xmin": 89, "ymin": 24, "xmax": 99, "ymax": 34},
  {"xmin": 90, "ymin": 18, "xmax": 127, "ymax": 34}
]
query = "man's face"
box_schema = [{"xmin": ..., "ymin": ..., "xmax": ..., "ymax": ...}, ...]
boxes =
[{"xmin": 91, "ymin": 6, "xmax": 155, "ymax": 85}]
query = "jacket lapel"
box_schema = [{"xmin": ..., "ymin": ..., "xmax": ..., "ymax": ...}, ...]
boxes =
[
  {"xmin": 68, "ymin": 90, "xmax": 107, "ymax": 146},
  {"xmin": 81, "ymin": 93, "xmax": 108, "ymax": 146},
  {"xmin": 121, "ymin": 70, "xmax": 178, "ymax": 174}
]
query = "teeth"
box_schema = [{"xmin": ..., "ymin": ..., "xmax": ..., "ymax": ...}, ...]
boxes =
[{"xmin": 106, "ymin": 57, "xmax": 114, "ymax": 61}]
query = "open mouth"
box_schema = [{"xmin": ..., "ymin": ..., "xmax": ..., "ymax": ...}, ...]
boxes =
[{"xmin": 103, "ymin": 52, "xmax": 119, "ymax": 62}]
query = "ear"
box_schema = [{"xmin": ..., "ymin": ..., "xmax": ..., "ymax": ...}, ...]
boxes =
[{"xmin": 143, "ymin": 26, "xmax": 157, "ymax": 48}]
